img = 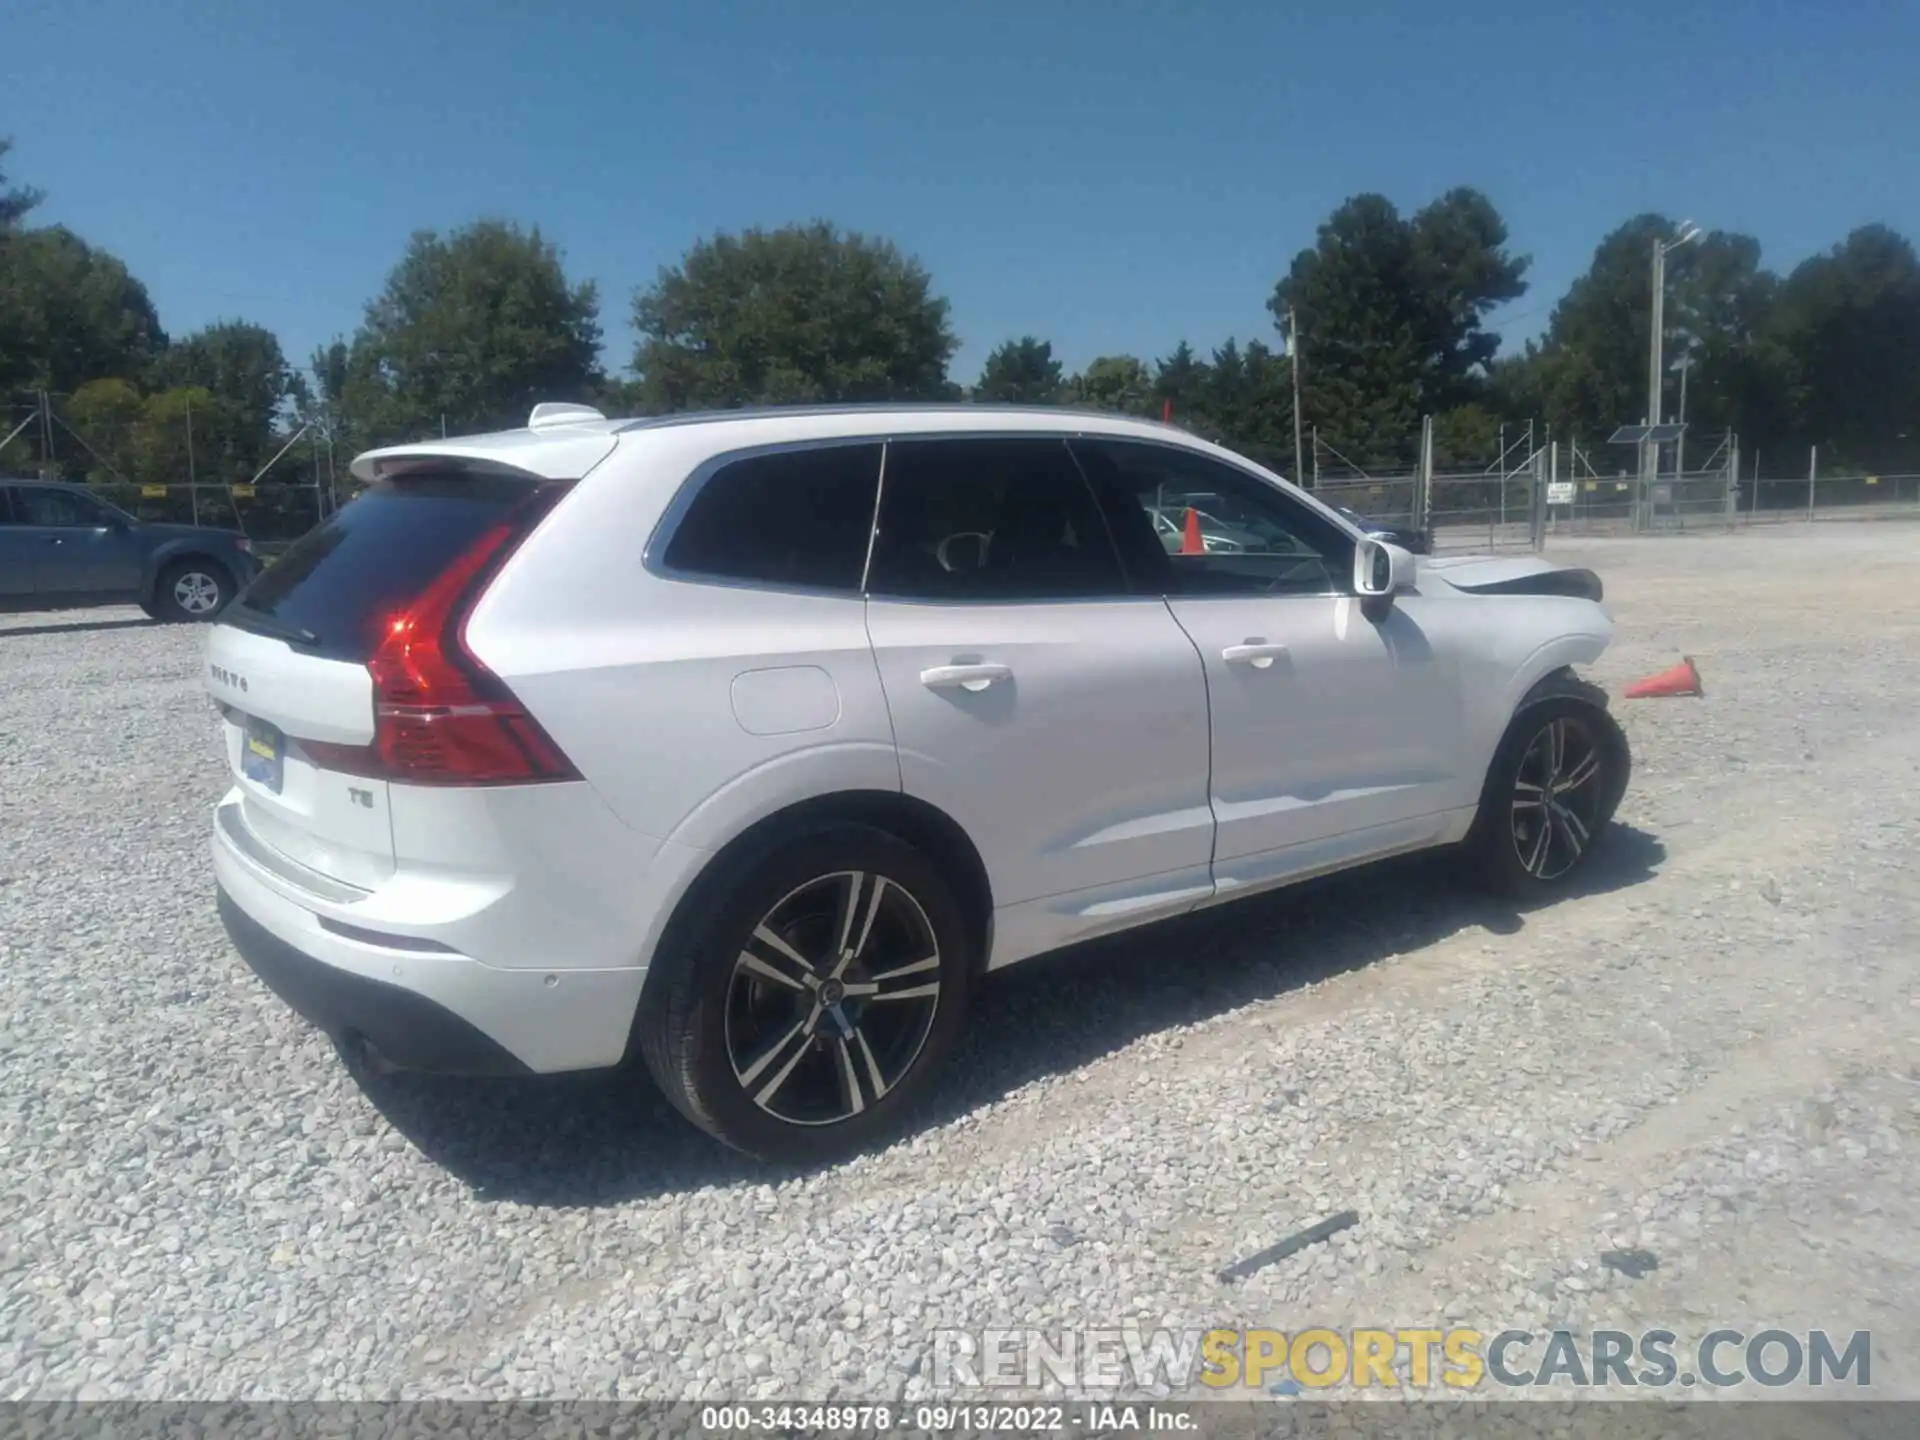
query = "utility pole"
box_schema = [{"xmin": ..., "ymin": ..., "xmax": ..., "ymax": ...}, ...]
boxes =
[
  {"xmin": 1645, "ymin": 236, "xmax": 1665, "ymax": 500},
  {"xmin": 1676, "ymin": 354, "xmax": 1691, "ymax": 477},
  {"xmin": 1644, "ymin": 221, "xmax": 1701, "ymax": 529},
  {"xmin": 1287, "ymin": 305, "xmax": 1306, "ymax": 489}
]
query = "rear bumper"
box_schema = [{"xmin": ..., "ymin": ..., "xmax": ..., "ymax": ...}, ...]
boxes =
[
  {"xmin": 211, "ymin": 805, "xmax": 651, "ymax": 1075},
  {"xmin": 218, "ymin": 888, "xmax": 529, "ymax": 1076}
]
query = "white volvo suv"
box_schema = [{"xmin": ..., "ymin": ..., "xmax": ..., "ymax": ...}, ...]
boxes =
[{"xmin": 206, "ymin": 403, "xmax": 1629, "ymax": 1161}]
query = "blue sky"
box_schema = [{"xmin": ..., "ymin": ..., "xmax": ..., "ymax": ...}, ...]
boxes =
[{"xmin": 8, "ymin": 0, "xmax": 1918, "ymax": 387}]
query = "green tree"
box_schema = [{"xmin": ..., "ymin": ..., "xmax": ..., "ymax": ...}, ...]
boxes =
[
  {"xmin": 1152, "ymin": 341, "xmax": 1206, "ymax": 420},
  {"xmin": 149, "ymin": 321, "xmax": 297, "ymax": 484},
  {"xmin": 338, "ymin": 220, "xmax": 602, "ymax": 442},
  {"xmin": 0, "ymin": 138, "xmax": 44, "ymax": 230},
  {"xmin": 1064, "ymin": 354, "xmax": 1153, "ymax": 415},
  {"xmin": 632, "ymin": 221, "xmax": 956, "ymax": 409},
  {"xmin": 1271, "ymin": 189, "xmax": 1527, "ymax": 465},
  {"xmin": 139, "ymin": 386, "xmax": 220, "ymax": 487},
  {"xmin": 974, "ymin": 336, "xmax": 1063, "ymax": 404},
  {"xmin": 1507, "ymin": 215, "xmax": 1794, "ymax": 461},
  {"xmin": 1431, "ymin": 403, "xmax": 1502, "ymax": 467},
  {"xmin": 62, "ymin": 377, "xmax": 146, "ymax": 481},
  {"xmin": 1768, "ymin": 224, "xmax": 1920, "ymax": 471},
  {"xmin": 1178, "ymin": 338, "xmax": 1298, "ymax": 476},
  {"xmin": 1406, "ymin": 188, "xmax": 1530, "ymax": 408},
  {"xmin": 153, "ymin": 322, "xmax": 292, "ymax": 432},
  {"xmin": 0, "ymin": 226, "xmax": 165, "ymax": 392}
]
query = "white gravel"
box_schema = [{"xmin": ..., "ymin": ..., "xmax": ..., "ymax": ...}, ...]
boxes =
[{"xmin": 2, "ymin": 523, "xmax": 1917, "ymax": 1406}]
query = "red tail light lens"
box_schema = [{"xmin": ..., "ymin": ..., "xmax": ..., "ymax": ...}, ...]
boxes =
[{"xmin": 305, "ymin": 484, "xmax": 579, "ymax": 787}]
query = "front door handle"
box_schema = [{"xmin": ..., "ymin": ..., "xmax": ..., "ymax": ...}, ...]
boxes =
[
  {"xmin": 1222, "ymin": 641, "xmax": 1289, "ymax": 669},
  {"xmin": 920, "ymin": 662, "xmax": 1012, "ymax": 693}
]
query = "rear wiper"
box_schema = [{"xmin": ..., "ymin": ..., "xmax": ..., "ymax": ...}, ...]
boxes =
[{"xmin": 224, "ymin": 605, "xmax": 321, "ymax": 648}]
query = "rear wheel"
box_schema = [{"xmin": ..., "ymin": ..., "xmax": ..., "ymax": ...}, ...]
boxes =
[
  {"xmin": 154, "ymin": 558, "xmax": 233, "ymax": 622},
  {"xmin": 637, "ymin": 825, "xmax": 973, "ymax": 1163},
  {"xmin": 1468, "ymin": 688, "xmax": 1630, "ymax": 898}
]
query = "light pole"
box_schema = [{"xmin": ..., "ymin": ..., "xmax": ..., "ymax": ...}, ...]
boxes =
[
  {"xmin": 1644, "ymin": 221, "xmax": 1702, "ymax": 520},
  {"xmin": 1676, "ymin": 352, "xmax": 1691, "ymax": 477}
]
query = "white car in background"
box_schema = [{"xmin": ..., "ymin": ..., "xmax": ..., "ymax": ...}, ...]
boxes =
[{"xmin": 205, "ymin": 403, "xmax": 1629, "ymax": 1162}]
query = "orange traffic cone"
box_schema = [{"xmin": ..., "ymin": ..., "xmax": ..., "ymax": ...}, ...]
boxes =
[
  {"xmin": 1181, "ymin": 507, "xmax": 1205, "ymax": 555},
  {"xmin": 1622, "ymin": 656, "xmax": 1704, "ymax": 699}
]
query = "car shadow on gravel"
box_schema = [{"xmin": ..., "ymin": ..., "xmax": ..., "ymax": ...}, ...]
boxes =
[
  {"xmin": 362, "ymin": 824, "xmax": 1665, "ymax": 1205},
  {"xmin": 0, "ymin": 616, "xmax": 156, "ymax": 638}
]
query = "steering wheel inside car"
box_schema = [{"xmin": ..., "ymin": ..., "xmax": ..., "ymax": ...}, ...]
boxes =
[{"xmin": 936, "ymin": 531, "xmax": 992, "ymax": 574}]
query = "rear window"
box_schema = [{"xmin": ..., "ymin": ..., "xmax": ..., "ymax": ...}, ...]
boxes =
[{"xmin": 229, "ymin": 472, "xmax": 546, "ymax": 662}]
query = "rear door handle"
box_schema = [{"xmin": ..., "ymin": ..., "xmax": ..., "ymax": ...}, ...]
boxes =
[
  {"xmin": 920, "ymin": 662, "xmax": 1012, "ymax": 692},
  {"xmin": 1222, "ymin": 641, "xmax": 1289, "ymax": 669}
]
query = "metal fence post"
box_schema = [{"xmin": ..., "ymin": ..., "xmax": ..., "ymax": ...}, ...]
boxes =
[
  {"xmin": 1751, "ymin": 449, "xmax": 1761, "ymax": 523},
  {"xmin": 1533, "ymin": 441, "xmax": 1551, "ymax": 551},
  {"xmin": 1807, "ymin": 446, "xmax": 1817, "ymax": 521},
  {"xmin": 1416, "ymin": 415, "xmax": 1435, "ymax": 534},
  {"xmin": 1727, "ymin": 440, "xmax": 1739, "ymax": 529}
]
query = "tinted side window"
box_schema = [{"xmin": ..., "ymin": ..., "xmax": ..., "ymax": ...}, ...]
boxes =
[
  {"xmin": 661, "ymin": 443, "xmax": 883, "ymax": 593},
  {"xmin": 16, "ymin": 487, "xmax": 105, "ymax": 527},
  {"xmin": 867, "ymin": 438, "xmax": 1127, "ymax": 601},
  {"xmin": 1072, "ymin": 440, "xmax": 1353, "ymax": 597}
]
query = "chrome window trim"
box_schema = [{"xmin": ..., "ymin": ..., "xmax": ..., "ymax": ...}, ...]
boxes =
[{"xmin": 640, "ymin": 424, "xmax": 1363, "ymax": 606}]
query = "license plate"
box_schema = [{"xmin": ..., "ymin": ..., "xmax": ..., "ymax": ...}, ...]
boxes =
[{"xmin": 242, "ymin": 718, "xmax": 285, "ymax": 794}]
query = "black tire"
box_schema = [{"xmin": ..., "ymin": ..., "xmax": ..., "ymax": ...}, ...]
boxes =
[
  {"xmin": 636, "ymin": 824, "xmax": 974, "ymax": 1163},
  {"xmin": 153, "ymin": 557, "xmax": 233, "ymax": 622},
  {"xmin": 1466, "ymin": 676, "xmax": 1631, "ymax": 899}
]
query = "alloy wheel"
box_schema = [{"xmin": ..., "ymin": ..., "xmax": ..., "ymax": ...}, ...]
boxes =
[
  {"xmin": 173, "ymin": 571, "xmax": 223, "ymax": 615},
  {"xmin": 1509, "ymin": 715, "xmax": 1605, "ymax": 881},
  {"xmin": 724, "ymin": 870, "xmax": 943, "ymax": 1127}
]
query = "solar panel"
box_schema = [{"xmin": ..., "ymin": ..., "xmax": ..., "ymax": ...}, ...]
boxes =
[{"xmin": 1608, "ymin": 423, "xmax": 1687, "ymax": 445}]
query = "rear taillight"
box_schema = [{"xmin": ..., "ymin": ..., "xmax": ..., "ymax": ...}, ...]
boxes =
[{"xmin": 305, "ymin": 484, "xmax": 578, "ymax": 787}]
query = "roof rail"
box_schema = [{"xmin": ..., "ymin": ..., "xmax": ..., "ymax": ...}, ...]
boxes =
[
  {"xmin": 611, "ymin": 401, "xmax": 1189, "ymax": 434},
  {"xmin": 527, "ymin": 402, "xmax": 608, "ymax": 432}
]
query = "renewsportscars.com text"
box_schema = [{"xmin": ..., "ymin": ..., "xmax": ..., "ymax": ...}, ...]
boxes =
[{"xmin": 932, "ymin": 1326, "xmax": 1872, "ymax": 1392}]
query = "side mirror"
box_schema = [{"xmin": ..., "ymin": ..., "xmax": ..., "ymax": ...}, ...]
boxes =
[{"xmin": 1353, "ymin": 538, "xmax": 1414, "ymax": 617}]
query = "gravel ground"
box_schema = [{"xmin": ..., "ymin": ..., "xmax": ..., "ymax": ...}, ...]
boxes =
[{"xmin": 2, "ymin": 522, "xmax": 1917, "ymax": 1409}]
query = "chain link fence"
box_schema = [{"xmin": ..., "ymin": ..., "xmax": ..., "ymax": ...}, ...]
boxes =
[
  {"xmin": 1306, "ymin": 422, "xmax": 1549, "ymax": 553},
  {"xmin": 2, "ymin": 391, "xmax": 342, "ymax": 550},
  {"xmin": 1300, "ymin": 423, "xmax": 1920, "ymax": 551}
]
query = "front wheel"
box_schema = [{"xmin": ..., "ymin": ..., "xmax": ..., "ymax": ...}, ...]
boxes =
[
  {"xmin": 154, "ymin": 558, "xmax": 233, "ymax": 622},
  {"xmin": 1468, "ymin": 694, "xmax": 1630, "ymax": 898},
  {"xmin": 637, "ymin": 825, "xmax": 974, "ymax": 1163}
]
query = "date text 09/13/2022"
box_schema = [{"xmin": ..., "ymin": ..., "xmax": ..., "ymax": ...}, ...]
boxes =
[{"xmin": 699, "ymin": 1403, "xmax": 1194, "ymax": 1432}]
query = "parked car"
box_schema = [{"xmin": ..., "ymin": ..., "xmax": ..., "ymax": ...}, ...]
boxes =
[
  {"xmin": 206, "ymin": 402, "xmax": 1628, "ymax": 1162},
  {"xmin": 1334, "ymin": 504, "xmax": 1433, "ymax": 555},
  {"xmin": 1144, "ymin": 504, "xmax": 1263, "ymax": 553},
  {"xmin": 0, "ymin": 479, "xmax": 259, "ymax": 620}
]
